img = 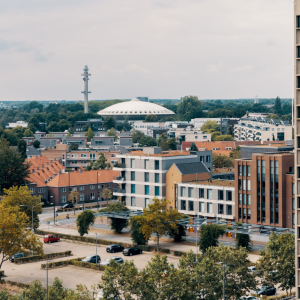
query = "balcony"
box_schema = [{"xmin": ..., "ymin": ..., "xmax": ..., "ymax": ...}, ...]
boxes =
[
  {"xmin": 113, "ymin": 162, "xmax": 126, "ymax": 170},
  {"xmin": 113, "ymin": 175, "xmax": 126, "ymax": 183},
  {"xmin": 113, "ymin": 188, "xmax": 126, "ymax": 196}
]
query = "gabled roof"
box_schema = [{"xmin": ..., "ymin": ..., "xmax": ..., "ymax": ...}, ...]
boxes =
[{"xmin": 174, "ymin": 162, "xmax": 209, "ymax": 175}]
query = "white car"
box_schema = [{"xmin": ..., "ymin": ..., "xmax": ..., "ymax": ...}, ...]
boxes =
[
  {"xmin": 248, "ymin": 266, "xmax": 261, "ymax": 275},
  {"xmin": 100, "ymin": 256, "xmax": 123, "ymax": 266},
  {"xmin": 240, "ymin": 296, "xmax": 258, "ymax": 300}
]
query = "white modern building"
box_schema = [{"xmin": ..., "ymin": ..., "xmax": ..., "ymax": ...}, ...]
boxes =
[
  {"xmin": 6, "ymin": 121, "xmax": 28, "ymax": 129},
  {"xmin": 167, "ymin": 126, "xmax": 211, "ymax": 143},
  {"xmin": 132, "ymin": 121, "xmax": 162, "ymax": 136},
  {"xmin": 178, "ymin": 180, "xmax": 235, "ymax": 220},
  {"xmin": 234, "ymin": 119, "xmax": 292, "ymax": 143}
]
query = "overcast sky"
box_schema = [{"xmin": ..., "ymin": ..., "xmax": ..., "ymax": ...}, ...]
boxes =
[{"xmin": 0, "ymin": 0, "xmax": 294, "ymax": 101}]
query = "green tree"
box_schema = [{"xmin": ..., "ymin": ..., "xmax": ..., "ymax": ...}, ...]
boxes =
[
  {"xmin": 100, "ymin": 202, "xmax": 129, "ymax": 234},
  {"xmin": 76, "ymin": 210, "xmax": 96, "ymax": 236},
  {"xmin": 82, "ymin": 123, "xmax": 91, "ymax": 132},
  {"xmin": 135, "ymin": 198, "xmax": 183, "ymax": 251},
  {"xmin": 201, "ymin": 120, "xmax": 220, "ymax": 133},
  {"xmin": 130, "ymin": 217, "xmax": 149, "ymax": 245},
  {"xmin": 101, "ymin": 188, "xmax": 113, "ymax": 206},
  {"xmin": 32, "ymin": 140, "xmax": 40, "ymax": 149},
  {"xmin": 86, "ymin": 153, "xmax": 108, "ymax": 170},
  {"xmin": 48, "ymin": 277, "xmax": 67, "ymax": 300},
  {"xmin": 85, "ymin": 127, "xmax": 94, "ymax": 142},
  {"xmin": 212, "ymin": 153, "xmax": 234, "ymax": 168},
  {"xmin": 235, "ymin": 223, "xmax": 252, "ymax": 251},
  {"xmin": 69, "ymin": 142, "xmax": 79, "ymax": 150},
  {"xmin": 107, "ymin": 128, "xmax": 117, "ymax": 141},
  {"xmin": 138, "ymin": 136, "xmax": 157, "ymax": 147},
  {"xmin": 131, "ymin": 130, "xmax": 145, "ymax": 143},
  {"xmin": 257, "ymin": 233, "xmax": 295, "ymax": 295},
  {"xmin": 168, "ymin": 224, "xmax": 187, "ymax": 242},
  {"xmin": 189, "ymin": 143, "xmax": 198, "ymax": 151},
  {"xmin": 0, "ymin": 138, "xmax": 31, "ymax": 194},
  {"xmin": 103, "ymin": 116, "xmax": 116, "ymax": 130},
  {"xmin": 18, "ymin": 280, "xmax": 46, "ymax": 300},
  {"xmin": 23, "ymin": 128, "xmax": 34, "ymax": 137},
  {"xmin": 274, "ymin": 96, "xmax": 282, "ymax": 115},
  {"xmin": 230, "ymin": 146, "xmax": 241, "ymax": 159},
  {"xmin": 167, "ymin": 137, "xmax": 177, "ymax": 150},
  {"xmin": 213, "ymin": 134, "xmax": 234, "ymax": 141},
  {"xmin": 177, "ymin": 96, "xmax": 204, "ymax": 120},
  {"xmin": 17, "ymin": 139, "xmax": 27, "ymax": 158},
  {"xmin": 144, "ymin": 114, "xmax": 158, "ymax": 122},
  {"xmin": 198, "ymin": 224, "xmax": 226, "ymax": 254}
]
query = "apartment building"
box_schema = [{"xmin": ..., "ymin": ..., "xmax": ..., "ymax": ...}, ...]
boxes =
[
  {"xmin": 113, "ymin": 147, "xmax": 212, "ymax": 210},
  {"xmin": 235, "ymin": 152, "xmax": 294, "ymax": 228},
  {"xmin": 234, "ymin": 119, "xmax": 292, "ymax": 142},
  {"xmin": 177, "ymin": 180, "xmax": 235, "ymax": 220},
  {"xmin": 74, "ymin": 119, "xmax": 104, "ymax": 132},
  {"xmin": 167, "ymin": 126, "xmax": 211, "ymax": 144}
]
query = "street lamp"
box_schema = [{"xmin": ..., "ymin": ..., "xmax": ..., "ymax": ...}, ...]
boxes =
[
  {"xmin": 95, "ymin": 233, "xmax": 98, "ymax": 265},
  {"xmin": 50, "ymin": 195, "xmax": 56, "ymax": 225},
  {"xmin": 46, "ymin": 260, "xmax": 53, "ymax": 300},
  {"xmin": 217, "ymin": 262, "xmax": 234, "ymax": 300}
]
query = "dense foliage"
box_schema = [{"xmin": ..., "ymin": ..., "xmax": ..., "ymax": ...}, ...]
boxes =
[{"xmin": 76, "ymin": 210, "xmax": 96, "ymax": 236}]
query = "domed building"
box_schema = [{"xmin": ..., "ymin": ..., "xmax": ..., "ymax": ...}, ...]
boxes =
[{"xmin": 97, "ymin": 98, "xmax": 175, "ymax": 120}]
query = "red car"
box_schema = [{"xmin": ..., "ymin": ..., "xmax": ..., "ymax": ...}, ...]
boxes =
[{"xmin": 44, "ymin": 234, "xmax": 60, "ymax": 243}]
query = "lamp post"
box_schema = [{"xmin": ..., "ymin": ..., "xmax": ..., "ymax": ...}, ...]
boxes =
[
  {"xmin": 97, "ymin": 173, "xmax": 101, "ymax": 211},
  {"xmin": 46, "ymin": 260, "xmax": 53, "ymax": 300},
  {"xmin": 95, "ymin": 233, "xmax": 98, "ymax": 265},
  {"xmin": 50, "ymin": 195, "xmax": 56, "ymax": 225},
  {"xmin": 217, "ymin": 262, "xmax": 234, "ymax": 300}
]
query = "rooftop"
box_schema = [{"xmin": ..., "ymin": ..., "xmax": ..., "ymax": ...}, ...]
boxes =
[
  {"xmin": 183, "ymin": 179, "xmax": 235, "ymax": 187},
  {"xmin": 213, "ymin": 167, "xmax": 235, "ymax": 174},
  {"xmin": 174, "ymin": 162, "xmax": 209, "ymax": 175},
  {"xmin": 126, "ymin": 150, "xmax": 192, "ymax": 157}
]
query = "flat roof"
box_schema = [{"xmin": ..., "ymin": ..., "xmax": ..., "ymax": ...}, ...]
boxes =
[
  {"xmin": 213, "ymin": 167, "xmax": 234, "ymax": 174},
  {"xmin": 183, "ymin": 179, "xmax": 235, "ymax": 187},
  {"xmin": 125, "ymin": 150, "xmax": 192, "ymax": 157}
]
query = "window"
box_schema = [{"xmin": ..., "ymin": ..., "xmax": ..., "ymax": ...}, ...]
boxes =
[
  {"xmin": 144, "ymin": 172, "xmax": 149, "ymax": 182},
  {"xmin": 101, "ymin": 184, "xmax": 105, "ymax": 188},
  {"xmin": 242, "ymin": 166, "xmax": 245, "ymax": 176},
  {"xmin": 207, "ymin": 189, "xmax": 212, "ymax": 199},
  {"xmin": 90, "ymin": 185, "xmax": 95, "ymax": 190},
  {"xmin": 238, "ymin": 194, "xmax": 242, "ymax": 204},
  {"xmin": 144, "ymin": 159, "xmax": 149, "ymax": 169},
  {"xmin": 243, "ymin": 194, "xmax": 246, "ymax": 205},
  {"xmin": 81, "ymin": 154, "xmax": 87, "ymax": 157},
  {"xmin": 38, "ymin": 188, "xmax": 45, "ymax": 193},
  {"xmin": 226, "ymin": 205, "xmax": 232, "ymax": 216},
  {"xmin": 247, "ymin": 180, "xmax": 251, "ymax": 191},
  {"xmin": 218, "ymin": 204, "xmax": 224, "ymax": 214},
  {"xmin": 238, "ymin": 208, "xmax": 241, "ymax": 219},
  {"xmin": 207, "ymin": 203, "xmax": 212, "ymax": 213},
  {"xmin": 293, "ymin": 198, "xmax": 295, "ymax": 210},
  {"xmin": 238, "ymin": 179, "xmax": 242, "ymax": 190},
  {"xmin": 131, "ymin": 171, "xmax": 135, "ymax": 181},
  {"xmin": 199, "ymin": 188, "xmax": 204, "ymax": 198},
  {"xmin": 247, "ymin": 166, "xmax": 250, "ymax": 177},
  {"xmin": 199, "ymin": 202, "xmax": 204, "ymax": 212},
  {"xmin": 203, "ymin": 136, "xmax": 207, "ymax": 139},
  {"xmin": 247, "ymin": 194, "xmax": 251, "ymax": 205},
  {"xmin": 131, "ymin": 159, "xmax": 135, "ymax": 168},
  {"xmin": 131, "ymin": 197, "xmax": 136, "ymax": 206},
  {"xmin": 243, "ymin": 208, "xmax": 246, "ymax": 219},
  {"xmin": 238, "ymin": 165, "xmax": 241, "ymax": 176},
  {"xmin": 155, "ymin": 160, "xmax": 159, "ymax": 170},
  {"xmin": 80, "ymin": 194, "xmax": 84, "ymax": 201},
  {"xmin": 181, "ymin": 200, "xmax": 186, "ymax": 210},
  {"xmin": 247, "ymin": 209, "xmax": 251, "ymax": 220},
  {"xmin": 226, "ymin": 191, "xmax": 232, "ymax": 201},
  {"xmin": 108, "ymin": 184, "xmax": 111, "ymax": 188},
  {"xmin": 145, "ymin": 198, "xmax": 150, "ymax": 207},
  {"xmin": 155, "ymin": 186, "xmax": 160, "ymax": 196},
  {"xmin": 61, "ymin": 195, "xmax": 67, "ymax": 203},
  {"xmin": 131, "ymin": 184, "xmax": 135, "ymax": 194},
  {"xmin": 90, "ymin": 192, "xmax": 95, "ymax": 200},
  {"xmin": 80, "ymin": 186, "xmax": 84, "ymax": 191},
  {"xmin": 275, "ymin": 161, "xmax": 278, "ymax": 182},
  {"xmin": 188, "ymin": 187, "xmax": 194, "ymax": 198},
  {"xmin": 200, "ymin": 156, "xmax": 204, "ymax": 162},
  {"xmin": 69, "ymin": 187, "xmax": 73, "ymax": 192},
  {"xmin": 155, "ymin": 173, "xmax": 159, "ymax": 183},
  {"xmin": 145, "ymin": 185, "xmax": 149, "ymax": 195},
  {"xmin": 243, "ymin": 179, "xmax": 246, "ymax": 190},
  {"xmin": 188, "ymin": 201, "xmax": 194, "ymax": 211},
  {"xmin": 30, "ymin": 188, "xmax": 35, "ymax": 194},
  {"xmin": 293, "ymin": 213, "xmax": 295, "ymax": 225},
  {"xmin": 73, "ymin": 187, "xmax": 77, "ymax": 191},
  {"xmin": 293, "ymin": 183, "xmax": 295, "ymax": 195},
  {"xmin": 61, "ymin": 188, "xmax": 66, "ymax": 193},
  {"xmin": 261, "ymin": 160, "xmax": 265, "ymax": 181},
  {"xmin": 206, "ymin": 156, "xmax": 210, "ymax": 163},
  {"xmin": 257, "ymin": 160, "xmax": 260, "ymax": 181},
  {"xmin": 181, "ymin": 187, "xmax": 186, "ymax": 197},
  {"xmin": 218, "ymin": 190, "xmax": 224, "ymax": 200}
]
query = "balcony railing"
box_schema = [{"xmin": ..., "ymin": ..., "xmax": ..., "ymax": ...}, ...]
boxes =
[
  {"xmin": 113, "ymin": 175, "xmax": 126, "ymax": 181},
  {"xmin": 113, "ymin": 188, "xmax": 126, "ymax": 193}
]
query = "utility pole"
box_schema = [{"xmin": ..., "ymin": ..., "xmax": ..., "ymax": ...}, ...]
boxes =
[{"xmin": 81, "ymin": 65, "xmax": 91, "ymax": 113}]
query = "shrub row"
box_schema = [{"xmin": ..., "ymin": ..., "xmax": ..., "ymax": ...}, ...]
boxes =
[
  {"xmin": 0, "ymin": 279, "xmax": 42, "ymax": 290},
  {"xmin": 173, "ymin": 251, "xmax": 187, "ymax": 257},
  {"xmin": 15, "ymin": 251, "xmax": 72, "ymax": 264},
  {"xmin": 159, "ymin": 248, "xmax": 170, "ymax": 254},
  {"xmin": 267, "ymin": 292, "xmax": 296, "ymax": 300},
  {"xmin": 56, "ymin": 203, "xmax": 107, "ymax": 213},
  {"xmin": 72, "ymin": 260, "xmax": 105, "ymax": 271},
  {"xmin": 41, "ymin": 258, "xmax": 83, "ymax": 269}
]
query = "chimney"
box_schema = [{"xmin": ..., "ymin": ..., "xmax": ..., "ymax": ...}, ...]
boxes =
[
  {"xmin": 36, "ymin": 156, "xmax": 38, "ymax": 159},
  {"xmin": 47, "ymin": 161, "xmax": 49, "ymax": 166},
  {"xmin": 32, "ymin": 169, "xmax": 35, "ymax": 173},
  {"xmin": 37, "ymin": 167, "xmax": 40, "ymax": 171},
  {"xmin": 107, "ymin": 166, "xmax": 110, "ymax": 171},
  {"xmin": 41, "ymin": 164, "xmax": 44, "ymax": 169}
]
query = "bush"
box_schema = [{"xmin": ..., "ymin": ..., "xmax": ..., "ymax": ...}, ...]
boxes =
[
  {"xmin": 15, "ymin": 251, "xmax": 72, "ymax": 264},
  {"xmin": 159, "ymin": 248, "xmax": 170, "ymax": 254},
  {"xmin": 174, "ymin": 251, "xmax": 184, "ymax": 257},
  {"xmin": 137, "ymin": 245, "xmax": 152, "ymax": 252},
  {"xmin": 0, "ymin": 271, "xmax": 4, "ymax": 277},
  {"xmin": 41, "ymin": 258, "xmax": 83, "ymax": 269}
]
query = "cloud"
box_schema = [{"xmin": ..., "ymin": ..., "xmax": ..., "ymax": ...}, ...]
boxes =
[{"xmin": 231, "ymin": 65, "xmax": 254, "ymax": 72}]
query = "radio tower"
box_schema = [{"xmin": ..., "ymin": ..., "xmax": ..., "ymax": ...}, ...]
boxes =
[{"xmin": 81, "ymin": 65, "xmax": 91, "ymax": 113}]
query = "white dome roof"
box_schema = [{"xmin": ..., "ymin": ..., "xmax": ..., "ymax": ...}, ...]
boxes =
[{"xmin": 97, "ymin": 98, "xmax": 175, "ymax": 116}]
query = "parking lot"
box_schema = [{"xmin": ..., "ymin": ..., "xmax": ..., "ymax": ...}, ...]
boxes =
[{"xmin": 1, "ymin": 237, "xmax": 180, "ymax": 290}]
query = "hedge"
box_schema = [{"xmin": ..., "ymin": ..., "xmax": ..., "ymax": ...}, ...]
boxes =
[
  {"xmin": 15, "ymin": 251, "xmax": 72, "ymax": 264},
  {"xmin": 41, "ymin": 257, "xmax": 83, "ymax": 269},
  {"xmin": 268, "ymin": 293, "xmax": 296, "ymax": 300},
  {"xmin": 0, "ymin": 279, "xmax": 40, "ymax": 290},
  {"xmin": 174, "ymin": 251, "xmax": 187, "ymax": 257},
  {"xmin": 0, "ymin": 271, "xmax": 4, "ymax": 277},
  {"xmin": 159, "ymin": 248, "xmax": 170, "ymax": 254},
  {"xmin": 56, "ymin": 203, "xmax": 107, "ymax": 213}
]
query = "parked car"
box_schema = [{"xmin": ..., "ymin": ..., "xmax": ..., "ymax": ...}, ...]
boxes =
[
  {"xmin": 240, "ymin": 296, "xmax": 258, "ymax": 300},
  {"xmin": 9, "ymin": 253, "xmax": 24, "ymax": 262},
  {"xmin": 61, "ymin": 203, "xmax": 74, "ymax": 209},
  {"xmin": 100, "ymin": 256, "xmax": 124, "ymax": 266},
  {"xmin": 123, "ymin": 247, "xmax": 142, "ymax": 256},
  {"xmin": 43, "ymin": 234, "xmax": 60, "ymax": 243},
  {"xmin": 82, "ymin": 255, "xmax": 101, "ymax": 264},
  {"xmin": 251, "ymin": 286, "xmax": 276, "ymax": 296},
  {"xmin": 106, "ymin": 244, "xmax": 124, "ymax": 253},
  {"xmin": 248, "ymin": 266, "xmax": 261, "ymax": 275}
]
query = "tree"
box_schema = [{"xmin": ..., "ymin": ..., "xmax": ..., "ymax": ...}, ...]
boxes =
[
  {"xmin": 198, "ymin": 224, "xmax": 226, "ymax": 254},
  {"xmin": 17, "ymin": 139, "xmax": 27, "ymax": 158},
  {"xmin": 23, "ymin": 128, "xmax": 34, "ymax": 137},
  {"xmin": 226, "ymin": 125, "xmax": 233, "ymax": 136},
  {"xmin": 177, "ymin": 96, "xmax": 204, "ymax": 120},
  {"xmin": 130, "ymin": 217, "xmax": 149, "ymax": 245},
  {"xmin": 69, "ymin": 142, "xmax": 79, "ymax": 150},
  {"xmin": 68, "ymin": 190, "xmax": 80, "ymax": 203},
  {"xmin": 100, "ymin": 202, "xmax": 129, "ymax": 234},
  {"xmin": 85, "ymin": 127, "xmax": 94, "ymax": 142},
  {"xmin": 189, "ymin": 143, "xmax": 198, "ymax": 151},
  {"xmin": 274, "ymin": 96, "xmax": 282, "ymax": 115},
  {"xmin": 87, "ymin": 153, "xmax": 108, "ymax": 170},
  {"xmin": 0, "ymin": 138, "xmax": 31, "ymax": 194},
  {"xmin": 201, "ymin": 120, "xmax": 220, "ymax": 133},
  {"xmin": 131, "ymin": 130, "xmax": 145, "ymax": 143},
  {"xmin": 32, "ymin": 140, "xmax": 40, "ymax": 149},
  {"xmin": 76, "ymin": 210, "xmax": 95, "ymax": 236},
  {"xmin": 103, "ymin": 116, "xmax": 116, "ymax": 130},
  {"xmin": 0, "ymin": 203, "xmax": 43, "ymax": 272},
  {"xmin": 135, "ymin": 198, "xmax": 183, "ymax": 251},
  {"xmin": 257, "ymin": 233, "xmax": 295, "ymax": 295},
  {"xmin": 230, "ymin": 146, "xmax": 241, "ymax": 159},
  {"xmin": 18, "ymin": 280, "xmax": 46, "ymax": 300},
  {"xmin": 235, "ymin": 223, "xmax": 252, "ymax": 251},
  {"xmin": 101, "ymin": 187, "xmax": 113, "ymax": 206},
  {"xmin": 107, "ymin": 128, "xmax": 117, "ymax": 140},
  {"xmin": 138, "ymin": 136, "xmax": 157, "ymax": 147},
  {"xmin": 212, "ymin": 153, "xmax": 234, "ymax": 168},
  {"xmin": 167, "ymin": 137, "xmax": 177, "ymax": 150},
  {"xmin": 168, "ymin": 224, "xmax": 187, "ymax": 242},
  {"xmin": 144, "ymin": 114, "xmax": 158, "ymax": 122},
  {"xmin": 213, "ymin": 134, "xmax": 234, "ymax": 141},
  {"xmin": 2, "ymin": 186, "xmax": 43, "ymax": 230}
]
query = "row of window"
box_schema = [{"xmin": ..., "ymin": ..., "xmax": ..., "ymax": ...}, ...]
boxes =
[
  {"xmin": 62, "ymin": 192, "xmax": 104, "ymax": 203},
  {"xmin": 130, "ymin": 197, "xmax": 149, "ymax": 208},
  {"xmin": 238, "ymin": 165, "xmax": 251, "ymax": 177},
  {"xmin": 199, "ymin": 155, "xmax": 210, "ymax": 163},
  {"xmin": 130, "ymin": 171, "xmax": 160, "ymax": 183},
  {"xmin": 238, "ymin": 208, "xmax": 251, "ymax": 220},
  {"xmin": 238, "ymin": 193, "xmax": 251, "ymax": 205},
  {"xmin": 130, "ymin": 184, "xmax": 160, "ymax": 196},
  {"xmin": 238, "ymin": 179, "xmax": 251, "ymax": 191},
  {"xmin": 130, "ymin": 159, "xmax": 160, "ymax": 170},
  {"xmin": 180, "ymin": 187, "xmax": 232, "ymax": 201},
  {"xmin": 180, "ymin": 200, "xmax": 233, "ymax": 215},
  {"xmin": 61, "ymin": 184, "xmax": 111, "ymax": 193},
  {"xmin": 30, "ymin": 188, "xmax": 46, "ymax": 194}
]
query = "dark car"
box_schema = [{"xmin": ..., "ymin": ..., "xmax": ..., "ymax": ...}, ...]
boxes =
[
  {"xmin": 82, "ymin": 255, "xmax": 101, "ymax": 264},
  {"xmin": 61, "ymin": 203, "xmax": 74, "ymax": 209},
  {"xmin": 251, "ymin": 286, "xmax": 276, "ymax": 296},
  {"xmin": 9, "ymin": 253, "xmax": 24, "ymax": 262},
  {"xmin": 106, "ymin": 244, "xmax": 124, "ymax": 253},
  {"xmin": 123, "ymin": 247, "xmax": 142, "ymax": 256},
  {"xmin": 100, "ymin": 256, "xmax": 124, "ymax": 266}
]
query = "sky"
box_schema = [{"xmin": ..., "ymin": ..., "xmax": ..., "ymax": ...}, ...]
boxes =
[{"xmin": 0, "ymin": 0, "xmax": 294, "ymax": 101}]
